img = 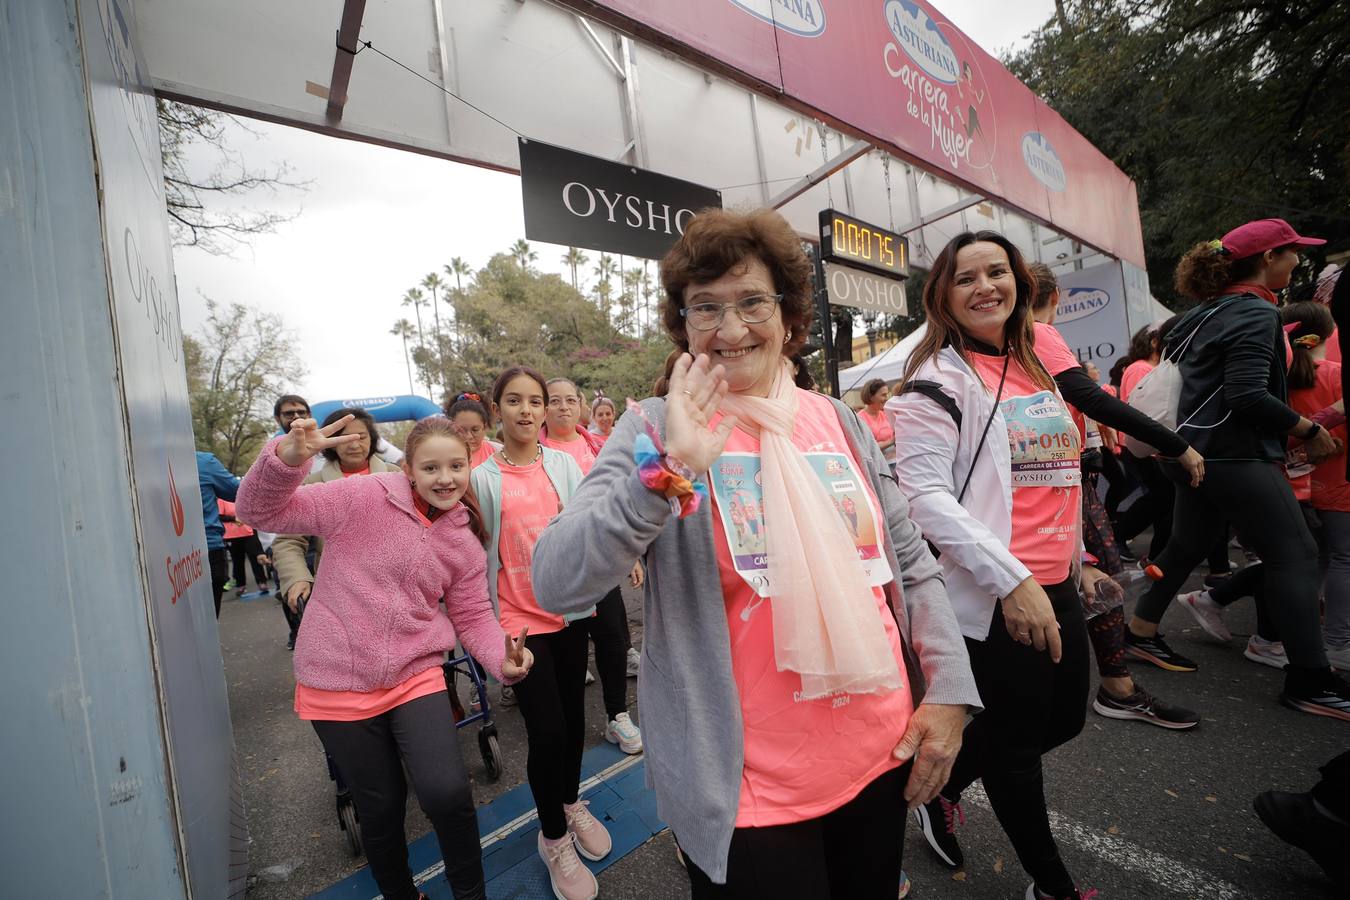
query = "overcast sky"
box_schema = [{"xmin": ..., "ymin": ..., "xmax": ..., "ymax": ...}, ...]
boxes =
[{"xmin": 171, "ymin": 1, "xmax": 1056, "ymax": 404}]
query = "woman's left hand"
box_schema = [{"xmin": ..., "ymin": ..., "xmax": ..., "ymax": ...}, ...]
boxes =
[
  {"xmin": 892, "ymin": 703, "xmax": 967, "ymax": 809},
  {"xmin": 502, "ymin": 627, "xmax": 534, "ymax": 680},
  {"xmin": 629, "ymin": 561, "xmax": 645, "ymax": 588},
  {"xmin": 1175, "ymin": 446, "xmax": 1205, "ymax": 487},
  {"xmin": 1079, "ymin": 564, "xmax": 1121, "ymax": 606}
]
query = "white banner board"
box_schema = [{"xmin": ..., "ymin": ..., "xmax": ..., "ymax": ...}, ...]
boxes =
[{"xmin": 1050, "ymin": 261, "xmax": 1129, "ymax": 384}]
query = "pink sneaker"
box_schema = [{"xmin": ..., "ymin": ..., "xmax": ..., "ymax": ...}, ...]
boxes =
[
  {"xmin": 1178, "ymin": 590, "xmax": 1232, "ymax": 642},
  {"xmin": 564, "ymin": 800, "xmax": 612, "ymax": 861},
  {"xmin": 538, "ymin": 832, "xmax": 597, "ymax": 900}
]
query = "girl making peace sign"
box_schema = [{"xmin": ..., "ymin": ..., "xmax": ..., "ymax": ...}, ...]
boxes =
[{"xmin": 236, "ymin": 414, "xmax": 532, "ymax": 900}]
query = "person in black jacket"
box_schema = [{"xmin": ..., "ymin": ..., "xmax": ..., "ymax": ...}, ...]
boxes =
[{"xmin": 1127, "ymin": 218, "xmax": 1349, "ymax": 723}]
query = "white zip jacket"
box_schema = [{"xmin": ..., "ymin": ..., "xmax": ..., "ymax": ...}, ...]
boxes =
[{"xmin": 886, "ymin": 346, "xmax": 1033, "ymax": 640}]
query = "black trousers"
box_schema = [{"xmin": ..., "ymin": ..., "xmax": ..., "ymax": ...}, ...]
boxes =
[
  {"xmin": 311, "ymin": 692, "xmax": 484, "ymax": 900},
  {"xmin": 225, "ymin": 534, "xmax": 267, "ymax": 589},
  {"xmin": 1114, "ymin": 454, "xmax": 1174, "ymax": 560},
  {"xmin": 514, "ymin": 621, "xmax": 589, "ymax": 839},
  {"xmin": 683, "ymin": 763, "xmax": 912, "ymax": 899},
  {"xmin": 1314, "ymin": 750, "xmax": 1350, "ymax": 823},
  {"xmin": 208, "ymin": 548, "xmax": 228, "ymax": 618},
  {"xmin": 944, "ymin": 577, "xmax": 1090, "ymax": 896},
  {"xmin": 1135, "ymin": 461, "xmax": 1325, "ymax": 671},
  {"xmin": 589, "ymin": 587, "xmax": 632, "ymax": 720}
]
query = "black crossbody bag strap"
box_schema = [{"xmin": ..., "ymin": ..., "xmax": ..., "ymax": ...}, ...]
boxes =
[{"xmin": 900, "ymin": 353, "xmax": 1009, "ymax": 504}]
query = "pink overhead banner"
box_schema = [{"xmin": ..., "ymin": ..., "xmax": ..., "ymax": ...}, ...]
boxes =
[{"xmin": 571, "ymin": 0, "xmax": 1146, "ymax": 267}]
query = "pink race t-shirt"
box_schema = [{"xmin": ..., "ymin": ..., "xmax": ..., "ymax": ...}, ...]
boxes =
[
  {"xmin": 469, "ymin": 440, "xmax": 500, "ymax": 468},
  {"xmin": 969, "ymin": 351, "xmax": 1082, "ymax": 585},
  {"xmin": 1033, "ymin": 322, "xmax": 1087, "ymax": 443},
  {"xmin": 496, "ymin": 458, "xmax": 566, "ymax": 635},
  {"xmin": 857, "ymin": 407, "xmax": 895, "ymax": 459},
  {"xmin": 706, "ymin": 389, "xmax": 913, "ymax": 827},
  {"xmin": 1290, "ymin": 360, "xmax": 1350, "ymax": 512},
  {"xmin": 542, "ymin": 434, "xmax": 597, "ymax": 476},
  {"xmin": 1119, "ymin": 359, "xmax": 1154, "ymax": 404}
]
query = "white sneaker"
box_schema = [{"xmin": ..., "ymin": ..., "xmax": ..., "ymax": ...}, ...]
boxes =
[
  {"xmin": 1326, "ymin": 643, "xmax": 1350, "ymax": 672},
  {"xmin": 1244, "ymin": 636, "xmax": 1289, "ymax": 670},
  {"xmin": 626, "ymin": 647, "xmax": 641, "ymax": 678},
  {"xmin": 584, "ymin": 668, "xmax": 595, "ymax": 685},
  {"xmin": 606, "ymin": 712, "xmax": 643, "ymax": 754},
  {"xmin": 1177, "ymin": 590, "xmax": 1232, "ymax": 642},
  {"xmin": 537, "ymin": 832, "xmax": 598, "ymax": 900}
]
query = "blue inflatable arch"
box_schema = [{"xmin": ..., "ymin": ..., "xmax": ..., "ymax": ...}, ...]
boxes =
[{"xmin": 309, "ymin": 394, "xmax": 443, "ymax": 425}]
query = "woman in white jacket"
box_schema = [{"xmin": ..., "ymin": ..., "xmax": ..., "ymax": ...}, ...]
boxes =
[{"xmin": 888, "ymin": 231, "xmax": 1096, "ymax": 900}]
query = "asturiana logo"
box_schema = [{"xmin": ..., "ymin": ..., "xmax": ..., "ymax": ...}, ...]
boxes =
[
  {"xmin": 1022, "ymin": 132, "xmax": 1067, "ymax": 192},
  {"xmin": 728, "ymin": 0, "xmax": 826, "ymax": 37},
  {"xmin": 884, "ymin": 0, "xmax": 959, "ymax": 84},
  {"xmin": 1056, "ymin": 288, "xmax": 1110, "ymax": 324}
]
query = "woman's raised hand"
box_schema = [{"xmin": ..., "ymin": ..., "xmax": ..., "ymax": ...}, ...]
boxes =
[
  {"xmin": 664, "ymin": 353, "xmax": 737, "ymax": 476},
  {"xmin": 277, "ymin": 414, "xmax": 361, "ymax": 468}
]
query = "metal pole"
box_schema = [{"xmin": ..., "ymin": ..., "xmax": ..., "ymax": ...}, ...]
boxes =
[{"xmin": 812, "ymin": 247, "xmax": 839, "ymax": 397}]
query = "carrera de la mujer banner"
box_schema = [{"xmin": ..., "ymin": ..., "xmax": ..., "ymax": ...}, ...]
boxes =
[{"xmin": 561, "ymin": 0, "xmax": 1146, "ymax": 268}]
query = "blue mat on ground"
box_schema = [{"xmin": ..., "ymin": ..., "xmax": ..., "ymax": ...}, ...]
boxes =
[{"xmin": 309, "ymin": 741, "xmax": 665, "ymax": 899}]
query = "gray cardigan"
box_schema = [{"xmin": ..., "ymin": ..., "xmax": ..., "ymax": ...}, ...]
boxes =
[{"xmin": 532, "ymin": 394, "xmax": 981, "ymax": 884}]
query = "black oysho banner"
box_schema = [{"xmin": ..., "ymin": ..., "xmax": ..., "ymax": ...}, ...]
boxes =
[{"xmin": 519, "ymin": 138, "xmax": 722, "ymax": 260}]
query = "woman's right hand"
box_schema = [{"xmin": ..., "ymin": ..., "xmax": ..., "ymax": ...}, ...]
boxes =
[
  {"xmin": 277, "ymin": 415, "xmax": 360, "ymax": 468},
  {"xmin": 1175, "ymin": 446, "xmax": 1205, "ymax": 487},
  {"xmin": 664, "ymin": 353, "xmax": 738, "ymax": 476},
  {"xmin": 1000, "ymin": 577, "xmax": 1062, "ymax": 662},
  {"xmin": 1304, "ymin": 425, "xmax": 1341, "ymax": 464},
  {"xmin": 285, "ymin": 581, "xmax": 311, "ymax": 614}
]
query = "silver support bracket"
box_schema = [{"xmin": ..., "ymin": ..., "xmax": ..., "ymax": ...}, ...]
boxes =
[
  {"xmin": 893, "ymin": 194, "xmax": 986, "ymax": 236},
  {"xmin": 575, "ymin": 15, "xmax": 625, "ymax": 81},
  {"xmin": 768, "ymin": 139, "xmax": 871, "ymax": 210}
]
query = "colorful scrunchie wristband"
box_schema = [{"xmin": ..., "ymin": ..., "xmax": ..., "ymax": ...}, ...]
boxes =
[{"xmin": 626, "ymin": 398, "xmax": 707, "ymax": 518}]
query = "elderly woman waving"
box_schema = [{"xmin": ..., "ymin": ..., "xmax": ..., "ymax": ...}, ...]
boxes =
[{"xmin": 532, "ymin": 209, "xmax": 979, "ymax": 899}]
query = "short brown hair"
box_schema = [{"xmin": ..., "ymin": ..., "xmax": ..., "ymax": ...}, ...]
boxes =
[
  {"xmin": 1027, "ymin": 261, "xmax": 1058, "ymax": 313},
  {"xmin": 1174, "ymin": 241, "xmax": 1279, "ymax": 301},
  {"xmin": 659, "ymin": 208, "xmax": 814, "ymax": 357}
]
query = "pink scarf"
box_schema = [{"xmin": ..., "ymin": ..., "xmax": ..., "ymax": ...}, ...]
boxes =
[{"xmin": 719, "ymin": 361, "xmax": 903, "ymax": 699}]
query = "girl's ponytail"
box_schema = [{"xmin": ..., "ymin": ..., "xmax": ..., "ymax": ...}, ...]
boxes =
[
  {"xmin": 1281, "ymin": 301, "xmax": 1334, "ymax": 392},
  {"xmin": 1175, "ymin": 239, "xmax": 1264, "ymax": 301}
]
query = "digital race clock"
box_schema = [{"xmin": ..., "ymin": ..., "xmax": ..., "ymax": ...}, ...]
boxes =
[{"xmin": 819, "ymin": 209, "xmax": 909, "ymax": 279}]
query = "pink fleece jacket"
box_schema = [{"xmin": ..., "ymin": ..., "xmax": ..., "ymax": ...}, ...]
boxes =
[{"xmin": 237, "ymin": 439, "xmax": 510, "ymax": 692}]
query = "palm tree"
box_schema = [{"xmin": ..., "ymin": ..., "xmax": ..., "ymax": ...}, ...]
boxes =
[
  {"xmin": 402, "ymin": 287, "xmax": 427, "ymax": 354},
  {"xmin": 510, "ymin": 238, "xmax": 538, "ymax": 269},
  {"xmin": 561, "ymin": 247, "xmax": 589, "ymax": 291},
  {"xmin": 593, "ymin": 253, "xmax": 618, "ymax": 324},
  {"xmin": 421, "ymin": 272, "xmax": 444, "ymax": 343},
  {"xmin": 444, "ymin": 257, "xmax": 473, "ymax": 353},
  {"xmin": 390, "ymin": 319, "xmax": 416, "ymax": 394}
]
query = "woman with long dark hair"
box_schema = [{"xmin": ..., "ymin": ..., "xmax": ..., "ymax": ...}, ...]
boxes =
[
  {"xmin": 890, "ymin": 230, "xmax": 1096, "ymax": 899},
  {"xmin": 1127, "ymin": 219, "xmax": 1350, "ymax": 721}
]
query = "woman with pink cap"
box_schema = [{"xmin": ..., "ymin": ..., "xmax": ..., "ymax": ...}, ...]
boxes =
[{"xmin": 1126, "ymin": 218, "xmax": 1350, "ymax": 722}]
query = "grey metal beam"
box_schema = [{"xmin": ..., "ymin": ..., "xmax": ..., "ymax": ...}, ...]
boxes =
[
  {"xmin": 576, "ymin": 15, "xmax": 625, "ymax": 81},
  {"xmin": 768, "ymin": 139, "xmax": 870, "ymax": 210},
  {"xmin": 326, "ymin": 0, "xmax": 367, "ymax": 123},
  {"xmin": 893, "ymin": 194, "xmax": 985, "ymax": 236}
]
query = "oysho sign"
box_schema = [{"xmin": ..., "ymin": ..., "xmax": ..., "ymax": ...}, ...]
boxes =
[
  {"xmin": 519, "ymin": 138, "xmax": 722, "ymax": 261},
  {"xmin": 824, "ymin": 262, "xmax": 908, "ymax": 316},
  {"xmin": 728, "ymin": 0, "xmax": 827, "ymax": 37}
]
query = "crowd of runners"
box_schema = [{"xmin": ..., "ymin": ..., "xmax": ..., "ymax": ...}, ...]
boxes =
[{"xmin": 196, "ymin": 209, "xmax": 1349, "ymax": 899}]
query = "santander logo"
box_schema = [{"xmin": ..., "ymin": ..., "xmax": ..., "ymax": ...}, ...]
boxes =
[
  {"xmin": 168, "ymin": 457, "xmax": 186, "ymax": 537},
  {"xmin": 728, "ymin": 0, "xmax": 827, "ymax": 37}
]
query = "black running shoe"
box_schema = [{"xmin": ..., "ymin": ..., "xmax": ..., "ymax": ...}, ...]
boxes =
[
  {"xmin": 1124, "ymin": 631, "xmax": 1198, "ymax": 672},
  {"xmin": 1254, "ymin": 790, "xmax": 1350, "ymax": 885},
  {"xmin": 1280, "ymin": 669, "xmax": 1350, "ymax": 722},
  {"xmin": 914, "ymin": 794, "xmax": 965, "ymax": 869},
  {"xmin": 1091, "ymin": 684, "xmax": 1199, "ymax": 730}
]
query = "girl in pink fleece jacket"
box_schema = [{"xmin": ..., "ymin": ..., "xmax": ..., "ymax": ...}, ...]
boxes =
[{"xmin": 236, "ymin": 414, "xmax": 533, "ymax": 900}]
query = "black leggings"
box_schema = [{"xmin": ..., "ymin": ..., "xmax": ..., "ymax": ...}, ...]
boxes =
[
  {"xmin": 590, "ymin": 587, "xmax": 632, "ymax": 720},
  {"xmin": 1209, "ymin": 563, "xmax": 1279, "ymax": 640},
  {"xmin": 683, "ymin": 763, "xmax": 911, "ymax": 899},
  {"xmin": 944, "ymin": 577, "xmax": 1090, "ymax": 896},
  {"xmin": 1134, "ymin": 461, "xmax": 1325, "ymax": 670},
  {"xmin": 514, "ymin": 622, "xmax": 589, "ymax": 839},
  {"xmin": 311, "ymin": 691, "xmax": 484, "ymax": 900},
  {"xmin": 208, "ymin": 548, "xmax": 228, "ymax": 618},
  {"xmin": 225, "ymin": 534, "xmax": 267, "ymax": 589},
  {"xmin": 1114, "ymin": 455, "xmax": 1174, "ymax": 560}
]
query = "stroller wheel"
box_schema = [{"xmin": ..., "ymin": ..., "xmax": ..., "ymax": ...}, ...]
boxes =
[
  {"xmin": 338, "ymin": 797, "xmax": 362, "ymax": 857},
  {"xmin": 479, "ymin": 730, "xmax": 503, "ymax": 782}
]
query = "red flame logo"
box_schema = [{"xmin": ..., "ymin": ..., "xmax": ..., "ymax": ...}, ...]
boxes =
[{"xmin": 168, "ymin": 457, "xmax": 186, "ymax": 537}]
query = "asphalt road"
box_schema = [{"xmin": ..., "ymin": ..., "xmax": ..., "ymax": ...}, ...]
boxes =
[{"xmin": 221, "ymin": 554, "xmax": 1345, "ymax": 900}]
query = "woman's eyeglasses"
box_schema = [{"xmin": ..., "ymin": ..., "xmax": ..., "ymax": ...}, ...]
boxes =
[{"xmin": 679, "ymin": 294, "xmax": 782, "ymax": 331}]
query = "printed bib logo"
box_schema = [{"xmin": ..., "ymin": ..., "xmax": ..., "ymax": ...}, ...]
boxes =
[
  {"xmin": 1022, "ymin": 132, "xmax": 1067, "ymax": 192},
  {"xmin": 881, "ymin": 0, "xmax": 996, "ymax": 171},
  {"xmin": 1000, "ymin": 392, "xmax": 1081, "ymax": 489},
  {"xmin": 728, "ymin": 0, "xmax": 827, "ymax": 37}
]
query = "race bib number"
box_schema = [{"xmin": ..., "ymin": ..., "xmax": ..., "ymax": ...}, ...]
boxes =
[
  {"xmin": 708, "ymin": 452, "xmax": 892, "ymax": 598},
  {"xmin": 999, "ymin": 392, "xmax": 1082, "ymax": 489}
]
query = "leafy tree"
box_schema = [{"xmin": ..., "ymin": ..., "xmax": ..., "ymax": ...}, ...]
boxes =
[
  {"xmin": 593, "ymin": 253, "xmax": 619, "ymax": 323},
  {"xmin": 186, "ymin": 300, "xmax": 305, "ymax": 471},
  {"xmin": 157, "ymin": 100, "xmax": 306, "ymax": 254},
  {"xmin": 444, "ymin": 256, "xmax": 474, "ymax": 353},
  {"xmin": 509, "ymin": 239, "xmax": 538, "ymax": 269},
  {"xmin": 390, "ymin": 318, "xmax": 417, "ymax": 394},
  {"xmin": 562, "ymin": 247, "xmax": 589, "ymax": 291},
  {"xmin": 1005, "ymin": 0, "xmax": 1349, "ymax": 305}
]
